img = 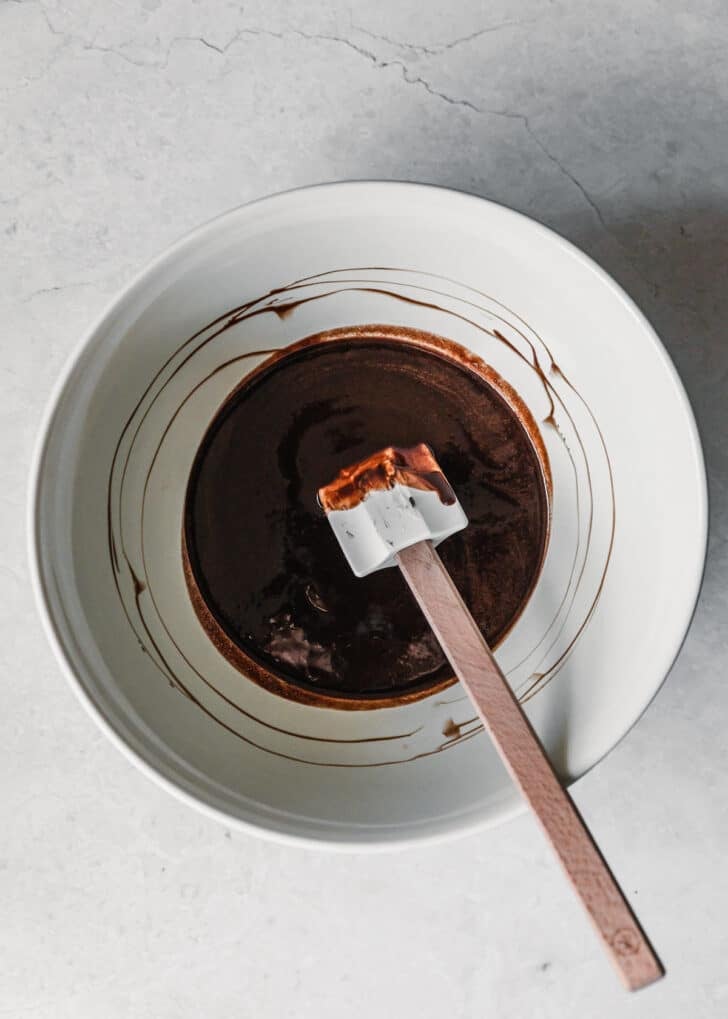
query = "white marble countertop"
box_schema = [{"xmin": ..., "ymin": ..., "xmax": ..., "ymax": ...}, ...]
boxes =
[{"xmin": 2, "ymin": 0, "xmax": 727, "ymax": 1015}]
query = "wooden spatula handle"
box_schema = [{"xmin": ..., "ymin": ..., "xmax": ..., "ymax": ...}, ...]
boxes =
[{"xmin": 397, "ymin": 541, "xmax": 664, "ymax": 991}]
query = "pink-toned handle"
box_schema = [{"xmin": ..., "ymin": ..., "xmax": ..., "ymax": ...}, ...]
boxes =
[{"xmin": 397, "ymin": 541, "xmax": 664, "ymax": 992}]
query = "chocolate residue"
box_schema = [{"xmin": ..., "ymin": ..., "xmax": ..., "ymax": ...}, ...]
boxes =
[
  {"xmin": 184, "ymin": 332, "xmax": 550, "ymax": 700},
  {"xmin": 105, "ymin": 264, "xmax": 615, "ymax": 764},
  {"xmin": 442, "ymin": 718, "xmax": 462, "ymax": 739},
  {"xmin": 318, "ymin": 442, "xmax": 456, "ymax": 513}
]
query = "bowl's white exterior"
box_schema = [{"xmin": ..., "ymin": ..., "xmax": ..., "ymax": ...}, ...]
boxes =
[{"xmin": 28, "ymin": 182, "xmax": 707, "ymax": 849}]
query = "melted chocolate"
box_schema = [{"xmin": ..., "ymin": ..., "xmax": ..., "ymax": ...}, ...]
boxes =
[
  {"xmin": 318, "ymin": 443, "xmax": 456, "ymax": 512},
  {"xmin": 184, "ymin": 333, "xmax": 548, "ymax": 699}
]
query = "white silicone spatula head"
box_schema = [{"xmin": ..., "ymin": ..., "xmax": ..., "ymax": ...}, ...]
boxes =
[{"xmin": 317, "ymin": 443, "xmax": 468, "ymax": 577}]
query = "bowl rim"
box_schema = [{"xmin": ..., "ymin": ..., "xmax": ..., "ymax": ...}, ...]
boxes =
[{"xmin": 27, "ymin": 180, "xmax": 709, "ymax": 851}]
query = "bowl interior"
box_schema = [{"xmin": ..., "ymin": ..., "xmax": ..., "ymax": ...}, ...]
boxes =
[{"xmin": 32, "ymin": 184, "xmax": 707, "ymax": 846}]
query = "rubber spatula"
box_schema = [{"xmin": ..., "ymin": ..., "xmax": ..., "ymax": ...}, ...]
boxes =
[{"xmin": 318, "ymin": 442, "xmax": 663, "ymax": 991}]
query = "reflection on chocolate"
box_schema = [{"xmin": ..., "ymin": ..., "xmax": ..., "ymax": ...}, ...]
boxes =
[{"xmin": 184, "ymin": 329, "xmax": 549, "ymax": 703}]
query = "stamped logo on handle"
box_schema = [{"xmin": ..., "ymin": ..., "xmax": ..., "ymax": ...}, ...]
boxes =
[{"xmin": 610, "ymin": 927, "xmax": 641, "ymax": 956}]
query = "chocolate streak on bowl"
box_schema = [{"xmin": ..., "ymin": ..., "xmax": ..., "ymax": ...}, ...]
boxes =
[{"xmin": 106, "ymin": 267, "xmax": 614, "ymax": 764}]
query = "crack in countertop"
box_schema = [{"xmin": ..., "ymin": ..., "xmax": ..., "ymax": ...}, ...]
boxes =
[
  {"xmin": 347, "ymin": 16, "xmax": 544, "ymax": 56},
  {"xmin": 3, "ymin": 4, "xmax": 659, "ymax": 294}
]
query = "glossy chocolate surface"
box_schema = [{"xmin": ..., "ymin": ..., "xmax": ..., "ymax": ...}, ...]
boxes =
[{"xmin": 184, "ymin": 332, "xmax": 549, "ymax": 700}]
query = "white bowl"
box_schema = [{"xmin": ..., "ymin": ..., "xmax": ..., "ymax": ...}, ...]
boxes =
[{"xmin": 29, "ymin": 182, "xmax": 707, "ymax": 849}]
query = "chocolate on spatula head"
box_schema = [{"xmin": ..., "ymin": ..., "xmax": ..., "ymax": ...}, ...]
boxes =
[{"xmin": 317, "ymin": 443, "xmax": 468, "ymax": 577}]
